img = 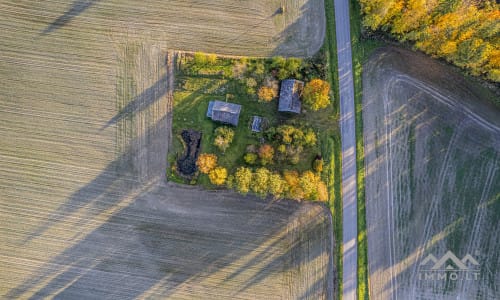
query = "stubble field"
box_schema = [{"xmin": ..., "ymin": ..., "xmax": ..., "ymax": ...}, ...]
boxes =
[
  {"xmin": 363, "ymin": 47, "xmax": 499, "ymax": 300},
  {"xmin": 0, "ymin": 0, "xmax": 332, "ymax": 298}
]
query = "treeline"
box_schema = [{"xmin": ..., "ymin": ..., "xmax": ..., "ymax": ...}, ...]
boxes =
[{"xmin": 360, "ymin": 0, "xmax": 499, "ymax": 82}]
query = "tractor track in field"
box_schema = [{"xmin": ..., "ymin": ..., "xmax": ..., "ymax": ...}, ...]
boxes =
[{"xmin": 363, "ymin": 47, "xmax": 500, "ymax": 300}]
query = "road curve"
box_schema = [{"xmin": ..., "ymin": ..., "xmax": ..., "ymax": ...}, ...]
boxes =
[{"xmin": 333, "ymin": 0, "xmax": 358, "ymax": 299}]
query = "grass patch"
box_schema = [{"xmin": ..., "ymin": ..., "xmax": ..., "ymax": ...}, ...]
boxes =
[
  {"xmin": 348, "ymin": 0, "xmax": 386, "ymax": 299},
  {"xmin": 323, "ymin": 0, "xmax": 343, "ymax": 298},
  {"xmin": 169, "ymin": 53, "xmax": 337, "ymax": 196}
]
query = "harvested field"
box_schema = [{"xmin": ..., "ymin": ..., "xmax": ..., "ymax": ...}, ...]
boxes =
[
  {"xmin": 0, "ymin": 0, "xmax": 333, "ymax": 298},
  {"xmin": 1, "ymin": 0, "xmax": 325, "ymax": 57},
  {"xmin": 363, "ymin": 47, "xmax": 500, "ymax": 300}
]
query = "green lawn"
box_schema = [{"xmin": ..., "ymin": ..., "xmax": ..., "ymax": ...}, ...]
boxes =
[
  {"xmin": 323, "ymin": 0, "xmax": 343, "ymax": 298},
  {"xmin": 169, "ymin": 53, "xmax": 337, "ymax": 190}
]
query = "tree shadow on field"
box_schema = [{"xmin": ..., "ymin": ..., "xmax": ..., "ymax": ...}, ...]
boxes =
[
  {"xmin": 8, "ymin": 178, "xmax": 333, "ymax": 298},
  {"xmin": 102, "ymin": 73, "xmax": 169, "ymax": 130},
  {"xmin": 9, "ymin": 55, "xmax": 334, "ymax": 298},
  {"xmin": 41, "ymin": 0, "xmax": 102, "ymax": 35}
]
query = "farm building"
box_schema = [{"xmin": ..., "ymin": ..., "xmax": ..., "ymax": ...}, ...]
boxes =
[
  {"xmin": 207, "ymin": 100, "xmax": 242, "ymax": 126},
  {"xmin": 278, "ymin": 79, "xmax": 304, "ymax": 114},
  {"xmin": 251, "ymin": 116, "xmax": 263, "ymax": 132}
]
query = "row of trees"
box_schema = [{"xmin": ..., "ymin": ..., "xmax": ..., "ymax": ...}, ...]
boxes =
[
  {"xmin": 196, "ymin": 154, "xmax": 327, "ymax": 201},
  {"xmin": 227, "ymin": 167, "xmax": 328, "ymax": 201},
  {"xmin": 360, "ymin": 0, "xmax": 499, "ymax": 81}
]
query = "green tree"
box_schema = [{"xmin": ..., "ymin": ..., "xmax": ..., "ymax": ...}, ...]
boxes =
[{"xmin": 213, "ymin": 126, "xmax": 235, "ymax": 153}]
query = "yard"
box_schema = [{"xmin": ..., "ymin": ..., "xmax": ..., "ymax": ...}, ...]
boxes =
[{"xmin": 169, "ymin": 52, "xmax": 338, "ymax": 200}]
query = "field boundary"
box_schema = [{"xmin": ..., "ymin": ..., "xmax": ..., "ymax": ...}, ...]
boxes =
[
  {"xmin": 323, "ymin": 0, "xmax": 343, "ymax": 298},
  {"xmin": 348, "ymin": 0, "xmax": 386, "ymax": 299}
]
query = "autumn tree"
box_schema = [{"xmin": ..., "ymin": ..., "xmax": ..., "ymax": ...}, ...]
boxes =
[
  {"xmin": 213, "ymin": 126, "xmax": 234, "ymax": 153},
  {"xmin": 302, "ymin": 79, "xmax": 331, "ymax": 111},
  {"xmin": 251, "ymin": 168, "xmax": 271, "ymax": 197},
  {"xmin": 300, "ymin": 171, "xmax": 320, "ymax": 200},
  {"xmin": 258, "ymin": 144, "xmax": 274, "ymax": 165},
  {"xmin": 257, "ymin": 86, "xmax": 277, "ymax": 102},
  {"xmin": 283, "ymin": 170, "xmax": 304, "ymax": 200},
  {"xmin": 268, "ymin": 173, "xmax": 288, "ymax": 198},
  {"xmin": 209, "ymin": 167, "xmax": 227, "ymax": 185},
  {"xmin": 359, "ymin": 0, "xmax": 500, "ymax": 82},
  {"xmin": 196, "ymin": 153, "xmax": 218, "ymax": 174},
  {"xmin": 234, "ymin": 167, "xmax": 252, "ymax": 194}
]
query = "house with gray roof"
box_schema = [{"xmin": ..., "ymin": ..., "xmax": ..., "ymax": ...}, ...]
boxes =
[
  {"xmin": 206, "ymin": 100, "xmax": 242, "ymax": 126},
  {"xmin": 278, "ymin": 79, "xmax": 303, "ymax": 114}
]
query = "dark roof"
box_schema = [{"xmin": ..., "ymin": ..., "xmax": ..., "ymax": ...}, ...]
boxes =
[
  {"xmin": 278, "ymin": 79, "xmax": 303, "ymax": 114},
  {"xmin": 207, "ymin": 100, "xmax": 242, "ymax": 126},
  {"xmin": 251, "ymin": 116, "xmax": 263, "ymax": 132}
]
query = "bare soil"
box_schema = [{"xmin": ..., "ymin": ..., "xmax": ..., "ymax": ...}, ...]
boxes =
[
  {"xmin": 363, "ymin": 47, "xmax": 500, "ymax": 300},
  {"xmin": 0, "ymin": 1, "xmax": 333, "ymax": 299}
]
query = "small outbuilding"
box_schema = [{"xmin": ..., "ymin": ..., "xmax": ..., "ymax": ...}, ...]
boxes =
[
  {"xmin": 278, "ymin": 79, "xmax": 304, "ymax": 114},
  {"xmin": 207, "ymin": 100, "xmax": 242, "ymax": 126},
  {"xmin": 251, "ymin": 116, "xmax": 263, "ymax": 132}
]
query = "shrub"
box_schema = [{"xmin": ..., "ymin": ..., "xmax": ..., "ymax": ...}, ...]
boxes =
[
  {"xmin": 226, "ymin": 175, "xmax": 235, "ymax": 189},
  {"xmin": 313, "ymin": 157, "xmax": 324, "ymax": 173},
  {"xmin": 244, "ymin": 153, "xmax": 258, "ymax": 165},
  {"xmin": 317, "ymin": 181, "xmax": 328, "ymax": 201},
  {"xmin": 245, "ymin": 77, "xmax": 257, "ymax": 95},
  {"xmin": 258, "ymin": 144, "xmax": 274, "ymax": 165},
  {"xmin": 213, "ymin": 126, "xmax": 235, "ymax": 153},
  {"xmin": 234, "ymin": 167, "xmax": 252, "ymax": 194},
  {"xmin": 209, "ymin": 167, "xmax": 227, "ymax": 185},
  {"xmin": 196, "ymin": 153, "xmax": 218, "ymax": 174},
  {"xmin": 303, "ymin": 79, "xmax": 331, "ymax": 111},
  {"xmin": 277, "ymin": 144, "xmax": 286, "ymax": 153},
  {"xmin": 257, "ymin": 86, "xmax": 276, "ymax": 102},
  {"xmin": 251, "ymin": 168, "xmax": 271, "ymax": 197},
  {"xmin": 207, "ymin": 53, "xmax": 217, "ymax": 65},
  {"xmin": 193, "ymin": 52, "xmax": 208, "ymax": 66}
]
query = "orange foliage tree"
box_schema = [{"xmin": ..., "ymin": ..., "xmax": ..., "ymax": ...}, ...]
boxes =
[
  {"xmin": 196, "ymin": 153, "xmax": 218, "ymax": 174},
  {"xmin": 257, "ymin": 86, "xmax": 277, "ymax": 102}
]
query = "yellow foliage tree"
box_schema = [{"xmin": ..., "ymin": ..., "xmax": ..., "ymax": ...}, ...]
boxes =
[
  {"xmin": 209, "ymin": 167, "xmax": 227, "ymax": 186},
  {"xmin": 303, "ymin": 79, "xmax": 331, "ymax": 111}
]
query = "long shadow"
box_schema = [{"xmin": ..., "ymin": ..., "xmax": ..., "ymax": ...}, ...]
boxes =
[
  {"xmin": 22, "ymin": 114, "xmax": 168, "ymax": 245},
  {"xmin": 41, "ymin": 0, "xmax": 102, "ymax": 35},
  {"xmin": 102, "ymin": 73, "xmax": 169, "ymax": 130},
  {"xmin": 8, "ymin": 182, "xmax": 333, "ymax": 299}
]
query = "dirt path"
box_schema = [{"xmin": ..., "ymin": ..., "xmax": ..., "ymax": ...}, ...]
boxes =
[{"xmin": 363, "ymin": 47, "xmax": 500, "ymax": 300}]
